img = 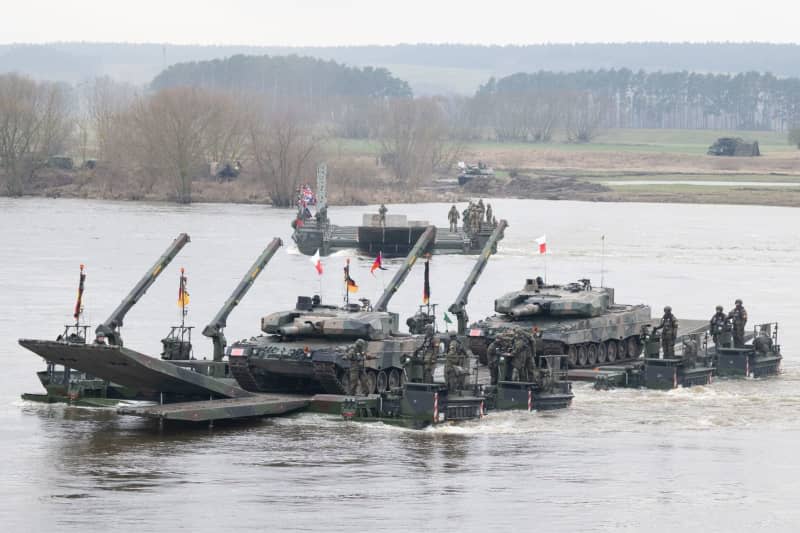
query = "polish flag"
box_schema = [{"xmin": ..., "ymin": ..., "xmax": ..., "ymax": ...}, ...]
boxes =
[
  {"xmin": 535, "ymin": 235, "xmax": 547, "ymax": 254},
  {"xmin": 310, "ymin": 249, "xmax": 323, "ymax": 275}
]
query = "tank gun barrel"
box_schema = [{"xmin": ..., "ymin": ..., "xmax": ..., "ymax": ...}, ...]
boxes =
[
  {"xmin": 96, "ymin": 233, "xmax": 190, "ymax": 346},
  {"xmin": 448, "ymin": 219, "xmax": 507, "ymax": 335},
  {"xmin": 374, "ymin": 226, "xmax": 436, "ymax": 312},
  {"xmin": 202, "ymin": 237, "xmax": 283, "ymax": 361}
]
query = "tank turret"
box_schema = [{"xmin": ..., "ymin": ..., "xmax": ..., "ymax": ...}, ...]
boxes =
[{"xmin": 494, "ymin": 279, "xmax": 612, "ymax": 318}]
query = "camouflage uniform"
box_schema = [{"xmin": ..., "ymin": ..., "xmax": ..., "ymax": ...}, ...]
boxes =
[
  {"xmin": 476, "ymin": 199, "xmax": 485, "ymax": 229},
  {"xmin": 657, "ymin": 307, "xmax": 678, "ymax": 358},
  {"xmin": 344, "ymin": 339, "xmax": 369, "ymax": 395},
  {"xmin": 485, "ymin": 203, "xmax": 492, "ymax": 225},
  {"xmin": 753, "ymin": 326, "xmax": 773, "ymax": 356},
  {"xmin": 728, "ymin": 300, "xmax": 748, "ymax": 348},
  {"xmin": 420, "ymin": 325, "xmax": 437, "ymax": 383},
  {"xmin": 448, "ymin": 205, "xmax": 460, "ymax": 232},
  {"xmin": 445, "ymin": 337, "xmax": 467, "ymax": 391},
  {"xmin": 709, "ymin": 306, "xmax": 728, "ymax": 346},
  {"xmin": 462, "ymin": 207, "xmax": 470, "ymax": 233},
  {"xmin": 487, "ymin": 331, "xmax": 515, "ymax": 384},
  {"xmin": 378, "ymin": 204, "xmax": 388, "ymax": 227}
]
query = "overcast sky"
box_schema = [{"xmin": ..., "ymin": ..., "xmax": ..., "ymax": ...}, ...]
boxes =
[{"xmin": 4, "ymin": 0, "xmax": 798, "ymax": 46}]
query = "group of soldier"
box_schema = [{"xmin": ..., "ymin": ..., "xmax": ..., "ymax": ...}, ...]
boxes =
[
  {"xmin": 447, "ymin": 199, "xmax": 496, "ymax": 234},
  {"xmin": 653, "ymin": 299, "xmax": 749, "ymax": 358},
  {"xmin": 342, "ymin": 325, "xmax": 472, "ymax": 396},
  {"xmin": 486, "ymin": 329, "xmax": 537, "ymax": 385}
]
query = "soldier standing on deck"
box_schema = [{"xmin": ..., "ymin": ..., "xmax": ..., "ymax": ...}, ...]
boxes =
[
  {"xmin": 344, "ymin": 339, "xmax": 369, "ymax": 395},
  {"xmin": 710, "ymin": 305, "xmax": 728, "ymax": 346},
  {"xmin": 448, "ymin": 205, "xmax": 460, "ymax": 232},
  {"xmin": 462, "ymin": 206, "xmax": 471, "ymax": 233},
  {"xmin": 476, "ymin": 199, "xmax": 485, "ymax": 228},
  {"xmin": 485, "ymin": 203, "xmax": 493, "ymax": 225},
  {"xmin": 421, "ymin": 325, "xmax": 437, "ymax": 383},
  {"xmin": 378, "ymin": 204, "xmax": 388, "ymax": 227},
  {"xmin": 445, "ymin": 336, "xmax": 466, "ymax": 391},
  {"xmin": 728, "ymin": 299, "xmax": 748, "ymax": 348},
  {"xmin": 654, "ymin": 306, "xmax": 678, "ymax": 357}
]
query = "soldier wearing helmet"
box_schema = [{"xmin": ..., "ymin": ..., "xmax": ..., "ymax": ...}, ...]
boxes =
[
  {"xmin": 421, "ymin": 324, "xmax": 437, "ymax": 383},
  {"xmin": 709, "ymin": 305, "xmax": 728, "ymax": 346},
  {"xmin": 728, "ymin": 299, "xmax": 748, "ymax": 348},
  {"xmin": 344, "ymin": 339, "xmax": 369, "ymax": 395},
  {"xmin": 654, "ymin": 305, "xmax": 678, "ymax": 357}
]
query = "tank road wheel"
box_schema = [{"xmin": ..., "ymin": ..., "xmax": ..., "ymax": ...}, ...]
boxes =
[
  {"xmin": 616, "ymin": 338, "xmax": 627, "ymax": 360},
  {"xmin": 597, "ymin": 342, "xmax": 608, "ymax": 364},
  {"xmin": 365, "ymin": 371, "xmax": 377, "ymax": 395},
  {"xmin": 388, "ymin": 368, "xmax": 401, "ymax": 389},
  {"xmin": 398, "ymin": 369, "xmax": 406, "ymax": 387},
  {"xmin": 627, "ymin": 336, "xmax": 642, "ymax": 359},
  {"xmin": 606, "ymin": 340, "xmax": 618, "ymax": 363},
  {"xmin": 577, "ymin": 344, "xmax": 588, "ymax": 367},
  {"xmin": 587, "ymin": 343, "xmax": 598, "ymax": 366},
  {"xmin": 376, "ymin": 370, "xmax": 388, "ymax": 392},
  {"xmin": 567, "ymin": 345, "xmax": 578, "ymax": 368},
  {"xmin": 339, "ymin": 372, "xmax": 351, "ymax": 394}
]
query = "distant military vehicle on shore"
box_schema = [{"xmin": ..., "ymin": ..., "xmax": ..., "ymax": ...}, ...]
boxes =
[{"xmin": 707, "ymin": 137, "xmax": 760, "ymax": 156}]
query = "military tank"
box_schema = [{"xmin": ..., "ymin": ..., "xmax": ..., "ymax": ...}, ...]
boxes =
[
  {"xmin": 468, "ymin": 278, "xmax": 651, "ymax": 369},
  {"xmin": 227, "ymin": 226, "xmax": 438, "ymax": 395}
]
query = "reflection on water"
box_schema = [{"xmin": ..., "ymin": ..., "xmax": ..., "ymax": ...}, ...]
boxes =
[{"xmin": 1, "ymin": 198, "xmax": 800, "ymax": 531}]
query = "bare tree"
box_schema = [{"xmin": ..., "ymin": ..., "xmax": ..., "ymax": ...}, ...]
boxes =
[
  {"xmin": 378, "ymin": 97, "xmax": 460, "ymax": 185},
  {"xmin": 129, "ymin": 87, "xmax": 218, "ymax": 203},
  {"xmin": 564, "ymin": 91, "xmax": 608, "ymax": 143},
  {"xmin": 0, "ymin": 74, "xmax": 70, "ymax": 196},
  {"xmin": 245, "ymin": 102, "xmax": 322, "ymax": 207}
]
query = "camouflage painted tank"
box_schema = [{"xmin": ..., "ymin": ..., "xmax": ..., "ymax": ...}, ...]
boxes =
[
  {"xmin": 228, "ymin": 227, "xmax": 437, "ymax": 395},
  {"xmin": 227, "ymin": 296, "xmax": 422, "ymax": 395},
  {"xmin": 468, "ymin": 278, "xmax": 652, "ymax": 368}
]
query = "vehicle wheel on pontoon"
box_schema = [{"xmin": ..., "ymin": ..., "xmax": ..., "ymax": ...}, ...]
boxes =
[
  {"xmin": 616, "ymin": 338, "xmax": 627, "ymax": 360},
  {"xmin": 577, "ymin": 344, "xmax": 588, "ymax": 367},
  {"xmin": 606, "ymin": 340, "xmax": 618, "ymax": 363},
  {"xmin": 587, "ymin": 343, "xmax": 598, "ymax": 366},
  {"xmin": 627, "ymin": 336, "xmax": 642, "ymax": 358},
  {"xmin": 376, "ymin": 370, "xmax": 388, "ymax": 392},
  {"xmin": 567, "ymin": 345, "xmax": 578, "ymax": 368},
  {"xmin": 388, "ymin": 368, "xmax": 401, "ymax": 389},
  {"xmin": 597, "ymin": 342, "xmax": 607, "ymax": 364}
]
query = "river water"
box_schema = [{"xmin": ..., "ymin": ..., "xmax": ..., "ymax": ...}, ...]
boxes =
[{"xmin": 1, "ymin": 197, "xmax": 799, "ymax": 532}]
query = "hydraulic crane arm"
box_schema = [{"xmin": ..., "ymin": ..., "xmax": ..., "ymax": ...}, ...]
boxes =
[
  {"xmin": 374, "ymin": 226, "xmax": 436, "ymax": 312},
  {"xmin": 95, "ymin": 233, "xmax": 190, "ymax": 346},
  {"xmin": 448, "ymin": 220, "xmax": 508, "ymax": 335},
  {"xmin": 202, "ymin": 237, "xmax": 283, "ymax": 361}
]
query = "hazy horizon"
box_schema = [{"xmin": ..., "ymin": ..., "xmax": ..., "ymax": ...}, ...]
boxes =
[{"xmin": 5, "ymin": 0, "xmax": 800, "ymax": 46}]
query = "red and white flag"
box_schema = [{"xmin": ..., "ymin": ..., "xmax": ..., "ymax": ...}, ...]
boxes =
[
  {"xmin": 535, "ymin": 235, "xmax": 547, "ymax": 255},
  {"xmin": 310, "ymin": 249, "xmax": 323, "ymax": 275}
]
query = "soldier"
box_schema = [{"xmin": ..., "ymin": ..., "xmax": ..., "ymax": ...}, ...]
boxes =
[
  {"xmin": 709, "ymin": 305, "xmax": 728, "ymax": 346},
  {"xmin": 728, "ymin": 299, "xmax": 748, "ymax": 348},
  {"xmin": 378, "ymin": 204, "xmax": 388, "ymax": 228},
  {"xmin": 485, "ymin": 203, "xmax": 492, "ymax": 225},
  {"xmin": 462, "ymin": 206, "xmax": 471, "ymax": 233},
  {"xmin": 344, "ymin": 339, "xmax": 369, "ymax": 395},
  {"xmin": 447, "ymin": 205, "xmax": 460, "ymax": 232},
  {"xmin": 420, "ymin": 324, "xmax": 437, "ymax": 383},
  {"xmin": 445, "ymin": 335, "xmax": 467, "ymax": 391},
  {"xmin": 476, "ymin": 199, "xmax": 485, "ymax": 228},
  {"xmin": 753, "ymin": 325, "xmax": 774, "ymax": 356},
  {"xmin": 654, "ymin": 306, "xmax": 678, "ymax": 357},
  {"xmin": 509, "ymin": 330, "xmax": 536, "ymax": 382}
]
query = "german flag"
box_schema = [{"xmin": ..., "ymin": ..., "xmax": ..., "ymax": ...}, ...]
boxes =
[
  {"xmin": 423, "ymin": 260, "xmax": 430, "ymax": 304},
  {"xmin": 177, "ymin": 267, "xmax": 190, "ymax": 308},
  {"xmin": 344, "ymin": 259, "xmax": 358, "ymax": 293}
]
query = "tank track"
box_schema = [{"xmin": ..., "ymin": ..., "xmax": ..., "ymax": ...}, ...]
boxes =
[
  {"xmin": 228, "ymin": 356, "xmax": 261, "ymax": 392},
  {"xmin": 564, "ymin": 335, "xmax": 643, "ymax": 369},
  {"xmin": 312, "ymin": 361, "xmax": 347, "ymax": 394}
]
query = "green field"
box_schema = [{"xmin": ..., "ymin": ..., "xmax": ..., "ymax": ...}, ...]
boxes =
[{"xmin": 330, "ymin": 128, "xmax": 797, "ymax": 158}]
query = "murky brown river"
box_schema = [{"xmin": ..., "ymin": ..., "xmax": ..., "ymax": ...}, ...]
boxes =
[{"xmin": 1, "ymin": 197, "xmax": 799, "ymax": 532}]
